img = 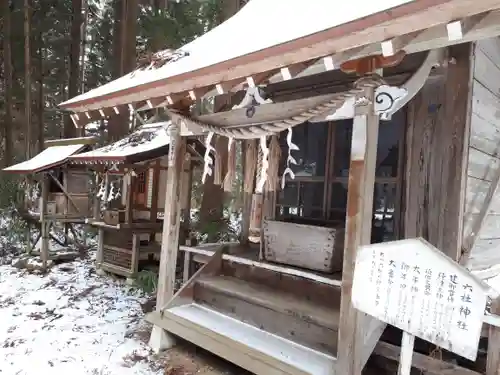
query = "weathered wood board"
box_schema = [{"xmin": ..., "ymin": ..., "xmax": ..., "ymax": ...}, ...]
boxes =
[
  {"xmin": 352, "ymin": 238, "xmax": 488, "ymax": 361},
  {"xmin": 464, "ymin": 38, "xmax": 500, "ymax": 275},
  {"xmin": 262, "ymin": 219, "xmax": 344, "ymax": 272}
]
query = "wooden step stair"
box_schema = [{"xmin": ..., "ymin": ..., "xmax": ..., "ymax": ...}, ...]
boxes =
[
  {"xmin": 147, "ymin": 303, "xmax": 337, "ymax": 375},
  {"xmin": 195, "ymin": 275, "xmax": 339, "ymax": 355},
  {"xmin": 147, "ymin": 250, "xmax": 341, "ymax": 375}
]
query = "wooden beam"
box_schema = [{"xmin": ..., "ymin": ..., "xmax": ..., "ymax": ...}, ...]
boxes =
[
  {"xmin": 487, "ymin": 297, "xmax": 500, "ymax": 375},
  {"xmin": 337, "ymin": 85, "xmax": 382, "ymax": 375},
  {"xmin": 48, "ymin": 172, "xmax": 81, "ymax": 214},
  {"xmin": 447, "ymin": 13, "xmax": 488, "ymax": 42},
  {"xmin": 381, "ymin": 32, "xmax": 420, "ymax": 57},
  {"xmin": 149, "ymin": 121, "xmax": 186, "ymax": 352},
  {"xmin": 215, "ymin": 78, "xmax": 246, "ymax": 94},
  {"xmin": 374, "ymin": 341, "xmax": 481, "ymax": 375},
  {"xmin": 280, "ymin": 62, "xmax": 310, "ymax": 80}
]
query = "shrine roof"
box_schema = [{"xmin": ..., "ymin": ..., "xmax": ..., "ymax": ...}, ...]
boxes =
[
  {"xmin": 59, "ymin": 0, "xmax": 477, "ymax": 118},
  {"xmin": 69, "ymin": 122, "xmax": 204, "ymax": 164},
  {"xmin": 3, "ymin": 143, "xmax": 88, "ymax": 174}
]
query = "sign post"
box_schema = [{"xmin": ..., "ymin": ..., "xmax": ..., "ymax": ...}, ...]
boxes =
[{"xmin": 352, "ymin": 238, "xmax": 492, "ymax": 373}]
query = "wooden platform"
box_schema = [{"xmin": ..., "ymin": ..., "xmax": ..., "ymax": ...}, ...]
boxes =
[
  {"xmin": 148, "ymin": 304, "xmax": 336, "ymax": 375},
  {"xmin": 180, "ymin": 243, "xmax": 343, "ymax": 287},
  {"xmin": 147, "ymin": 248, "xmax": 341, "ymax": 375}
]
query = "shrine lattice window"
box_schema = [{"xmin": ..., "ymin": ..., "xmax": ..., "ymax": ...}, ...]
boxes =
[
  {"xmin": 137, "ymin": 172, "xmax": 146, "ymax": 194},
  {"xmin": 275, "ymin": 110, "xmax": 406, "ymax": 242}
]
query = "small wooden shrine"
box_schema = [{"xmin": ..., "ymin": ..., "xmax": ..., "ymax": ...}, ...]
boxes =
[
  {"xmin": 2, "ymin": 137, "xmax": 97, "ymax": 266},
  {"xmin": 59, "ymin": 1, "xmax": 500, "ymax": 374},
  {"xmin": 69, "ymin": 122, "xmax": 205, "ymax": 280}
]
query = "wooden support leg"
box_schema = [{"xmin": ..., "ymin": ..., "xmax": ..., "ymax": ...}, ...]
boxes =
[
  {"xmin": 26, "ymin": 223, "xmax": 31, "ymax": 254},
  {"xmin": 40, "ymin": 174, "xmax": 49, "ymax": 270},
  {"xmin": 127, "ymin": 233, "xmax": 139, "ymax": 285},
  {"xmin": 149, "ymin": 122, "xmax": 186, "ymax": 353},
  {"xmin": 487, "ymin": 298, "xmax": 500, "ymax": 375},
  {"xmin": 183, "ymin": 251, "xmax": 192, "ymax": 283},
  {"xmin": 64, "ymin": 223, "xmax": 69, "ymax": 246},
  {"xmin": 96, "ymin": 228, "xmax": 105, "ymax": 275},
  {"xmin": 95, "ymin": 173, "xmax": 109, "ymax": 274},
  {"xmin": 337, "ymin": 86, "xmax": 382, "ymax": 375}
]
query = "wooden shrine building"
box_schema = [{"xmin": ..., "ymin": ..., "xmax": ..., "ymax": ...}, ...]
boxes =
[
  {"xmin": 2, "ymin": 137, "xmax": 97, "ymax": 266},
  {"xmin": 69, "ymin": 122, "xmax": 205, "ymax": 280},
  {"xmin": 59, "ymin": 0, "xmax": 500, "ymax": 374}
]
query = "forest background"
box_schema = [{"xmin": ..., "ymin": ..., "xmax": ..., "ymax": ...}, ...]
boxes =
[{"xmin": 0, "ymin": 0, "xmax": 246, "ymax": 255}]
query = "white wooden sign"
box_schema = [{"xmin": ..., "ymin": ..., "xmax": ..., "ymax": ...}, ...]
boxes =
[{"xmin": 352, "ymin": 238, "xmax": 488, "ymax": 361}]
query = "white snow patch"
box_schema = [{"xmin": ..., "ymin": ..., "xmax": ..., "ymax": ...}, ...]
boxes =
[
  {"xmin": 3, "ymin": 144, "xmax": 86, "ymax": 173},
  {"xmin": 62, "ymin": 0, "xmax": 413, "ymax": 108},
  {"xmin": 70, "ymin": 123, "xmax": 171, "ymax": 161},
  {"xmin": 0, "ymin": 258, "xmax": 161, "ymax": 375}
]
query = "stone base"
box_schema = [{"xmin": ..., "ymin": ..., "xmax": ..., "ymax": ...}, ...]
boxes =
[
  {"xmin": 96, "ymin": 267, "xmax": 107, "ymax": 276},
  {"xmin": 149, "ymin": 325, "xmax": 176, "ymax": 353}
]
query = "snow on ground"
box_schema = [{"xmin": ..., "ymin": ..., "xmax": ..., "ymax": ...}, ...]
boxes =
[{"xmin": 0, "ymin": 258, "xmax": 161, "ymax": 375}]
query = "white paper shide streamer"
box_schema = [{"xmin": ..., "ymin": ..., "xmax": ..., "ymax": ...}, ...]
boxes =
[
  {"xmin": 201, "ymin": 132, "xmax": 215, "ymax": 184},
  {"xmin": 281, "ymin": 127, "xmax": 299, "ymax": 189},
  {"xmin": 256, "ymin": 136, "xmax": 269, "ymax": 193}
]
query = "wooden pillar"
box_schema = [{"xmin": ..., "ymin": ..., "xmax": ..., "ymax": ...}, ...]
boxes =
[
  {"xmin": 487, "ymin": 298, "xmax": 500, "ymax": 375},
  {"xmin": 149, "ymin": 122, "xmax": 185, "ymax": 352},
  {"xmin": 182, "ymin": 160, "xmax": 193, "ymax": 283},
  {"xmin": 125, "ymin": 174, "xmax": 134, "ymax": 224},
  {"xmin": 150, "ymin": 160, "xmax": 161, "ymax": 241},
  {"xmin": 337, "ymin": 86, "xmax": 381, "ymax": 375},
  {"xmin": 240, "ymin": 140, "xmax": 256, "ymax": 245},
  {"xmin": 96, "ymin": 172, "xmax": 109, "ymax": 271},
  {"xmin": 40, "ymin": 173, "xmax": 49, "ymax": 270}
]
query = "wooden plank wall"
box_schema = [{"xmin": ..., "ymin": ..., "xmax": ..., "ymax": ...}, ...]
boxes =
[
  {"xmin": 463, "ymin": 37, "xmax": 500, "ymax": 275},
  {"xmin": 405, "ymin": 43, "xmax": 472, "ymax": 261}
]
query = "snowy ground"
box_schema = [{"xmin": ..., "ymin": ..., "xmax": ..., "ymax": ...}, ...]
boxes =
[{"xmin": 0, "ymin": 258, "xmax": 162, "ymax": 375}]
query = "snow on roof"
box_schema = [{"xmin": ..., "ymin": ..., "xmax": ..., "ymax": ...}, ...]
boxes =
[
  {"xmin": 3, "ymin": 144, "xmax": 87, "ymax": 174},
  {"xmin": 60, "ymin": 0, "xmax": 412, "ymax": 110},
  {"xmin": 70, "ymin": 122, "xmax": 171, "ymax": 162}
]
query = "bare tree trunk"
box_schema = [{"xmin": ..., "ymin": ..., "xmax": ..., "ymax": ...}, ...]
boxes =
[
  {"xmin": 65, "ymin": 0, "xmax": 83, "ymax": 139},
  {"xmin": 199, "ymin": 0, "xmax": 239, "ymax": 241},
  {"xmin": 2, "ymin": 0, "xmax": 14, "ymax": 167},
  {"xmin": 107, "ymin": 0, "xmax": 125, "ymax": 141},
  {"xmin": 79, "ymin": 0, "xmax": 88, "ymax": 93},
  {"xmin": 108, "ymin": 0, "xmax": 137, "ymax": 140},
  {"xmin": 24, "ymin": 0, "xmax": 32, "ymax": 158},
  {"xmin": 37, "ymin": 44, "xmax": 44, "ymax": 153}
]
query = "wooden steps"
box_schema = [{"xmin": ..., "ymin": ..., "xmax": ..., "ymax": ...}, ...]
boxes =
[
  {"xmin": 147, "ymin": 303, "xmax": 337, "ymax": 375},
  {"xmin": 148, "ymin": 252, "xmax": 342, "ymax": 374},
  {"xmin": 196, "ymin": 275, "xmax": 340, "ymax": 330}
]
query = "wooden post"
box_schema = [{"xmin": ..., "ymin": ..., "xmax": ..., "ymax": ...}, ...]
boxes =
[
  {"xmin": 96, "ymin": 172, "xmax": 109, "ymax": 273},
  {"xmin": 150, "ymin": 160, "xmax": 161, "ymax": 241},
  {"xmin": 398, "ymin": 332, "xmax": 416, "ymax": 375},
  {"xmin": 40, "ymin": 173, "xmax": 49, "ymax": 270},
  {"xmin": 128, "ymin": 233, "xmax": 139, "ymax": 283},
  {"xmin": 149, "ymin": 122, "xmax": 185, "ymax": 353},
  {"xmin": 337, "ymin": 86, "xmax": 381, "ymax": 375},
  {"xmin": 487, "ymin": 298, "xmax": 500, "ymax": 375},
  {"xmin": 125, "ymin": 173, "xmax": 134, "ymax": 224}
]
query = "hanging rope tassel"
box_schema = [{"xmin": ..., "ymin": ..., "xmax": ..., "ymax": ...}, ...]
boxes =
[
  {"xmin": 223, "ymin": 137, "xmax": 236, "ymax": 192},
  {"xmin": 266, "ymin": 135, "xmax": 281, "ymax": 192},
  {"xmin": 201, "ymin": 132, "xmax": 215, "ymax": 184},
  {"xmin": 244, "ymin": 140, "xmax": 257, "ymax": 193},
  {"xmin": 213, "ymin": 136, "xmax": 224, "ymax": 186}
]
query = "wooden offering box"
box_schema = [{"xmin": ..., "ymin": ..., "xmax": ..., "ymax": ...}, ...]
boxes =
[{"xmin": 262, "ymin": 219, "xmax": 345, "ymax": 273}]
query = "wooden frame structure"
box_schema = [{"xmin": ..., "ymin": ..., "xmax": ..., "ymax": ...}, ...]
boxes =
[
  {"xmin": 60, "ymin": 2, "xmax": 500, "ymax": 375},
  {"xmin": 2, "ymin": 137, "xmax": 98, "ymax": 267},
  {"xmin": 69, "ymin": 122, "xmax": 205, "ymax": 280}
]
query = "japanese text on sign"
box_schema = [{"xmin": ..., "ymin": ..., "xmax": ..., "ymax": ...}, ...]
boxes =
[{"xmin": 352, "ymin": 238, "xmax": 488, "ymax": 361}]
